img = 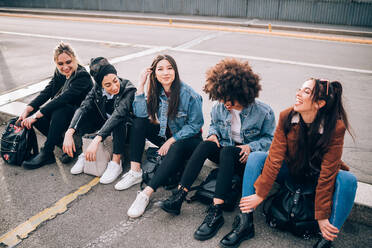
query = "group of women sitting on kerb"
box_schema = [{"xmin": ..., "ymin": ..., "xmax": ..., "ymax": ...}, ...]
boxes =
[{"xmin": 17, "ymin": 42, "xmax": 357, "ymax": 248}]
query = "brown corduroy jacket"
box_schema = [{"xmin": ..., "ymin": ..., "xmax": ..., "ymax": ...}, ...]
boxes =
[{"xmin": 254, "ymin": 107, "xmax": 349, "ymax": 220}]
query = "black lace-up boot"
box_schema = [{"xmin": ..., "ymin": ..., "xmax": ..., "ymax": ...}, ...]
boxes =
[
  {"xmin": 194, "ymin": 204, "xmax": 224, "ymax": 241},
  {"xmin": 313, "ymin": 237, "xmax": 332, "ymax": 248},
  {"xmin": 160, "ymin": 186, "xmax": 188, "ymax": 215},
  {"xmin": 219, "ymin": 212, "xmax": 254, "ymax": 248}
]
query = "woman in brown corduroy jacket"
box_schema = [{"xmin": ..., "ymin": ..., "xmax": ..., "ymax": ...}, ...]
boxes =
[{"xmin": 218, "ymin": 79, "xmax": 357, "ymax": 248}]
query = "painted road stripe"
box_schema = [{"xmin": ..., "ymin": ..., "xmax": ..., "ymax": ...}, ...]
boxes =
[
  {"xmin": 0, "ymin": 30, "xmax": 154, "ymax": 49},
  {"xmin": 173, "ymin": 48, "xmax": 372, "ymax": 75},
  {"xmin": 0, "ymin": 177, "xmax": 100, "ymax": 248},
  {"xmin": 1, "ymin": 12, "xmax": 372, "ymax": 45}
]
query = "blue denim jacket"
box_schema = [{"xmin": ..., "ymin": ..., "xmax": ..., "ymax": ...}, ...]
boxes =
[
  {"xmin": 207, "ymin": 100, "xmax": 275, "ymax": 152},
  {"xmin": 133, "ymin": 82, "xmax": 204, "ymax": 141}
]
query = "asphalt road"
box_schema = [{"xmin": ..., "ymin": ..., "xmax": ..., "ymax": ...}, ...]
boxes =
[{"xmin": 0, "ymin": 13, "xmax": 372, "ymax": 248}]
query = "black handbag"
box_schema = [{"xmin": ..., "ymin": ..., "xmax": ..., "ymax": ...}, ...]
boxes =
[
  {"xmin": 187, "ymin": 168, "xmax": 242, "ymax": 211},
  {"xmin": 140, "ymin": 147, "xmax": 185, "ymax": 190},
  {"xmin": 264, "ymin": 179, "xmax": 319, "ymax": 239},
  {"xmin": 1, "ymin": 117, "xmax": 39, "ymax": 166}
]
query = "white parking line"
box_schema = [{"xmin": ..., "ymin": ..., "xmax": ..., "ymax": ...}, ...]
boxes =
[{"xmin": 172, "ymin": 48, "xmax": 372, "ymax": 74}]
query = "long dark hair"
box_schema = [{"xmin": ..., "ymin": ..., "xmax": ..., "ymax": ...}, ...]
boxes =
[
  {"xmin": 284, "ymin": 79, "xmax": 353, "ymax": 177},
  {"xmin": 147, "ymin": 54, "xmax": 181, "ymax": 122}
]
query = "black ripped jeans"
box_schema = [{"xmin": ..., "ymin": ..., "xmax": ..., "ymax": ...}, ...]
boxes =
[
  {"xmin": 180, "ymin": 141, "xmax": 245, "ymax": 200},
  {"xmin": 129, "ymin": 117, "xmax": 202, "ymax": 191}
]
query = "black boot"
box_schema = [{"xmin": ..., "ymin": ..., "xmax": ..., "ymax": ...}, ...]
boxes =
[
  {"xmin": 219, "ymin": 212, "xmax": 254, "ymax": 248},
  {"xmin": 313, "ymin": 237, "xmax": 332, "ymax": 248},
  {"xmin": 59, "ymin": 152, "xmax": 76, "ymax": 164},
  {"xmin": 194, "ymin": 204, "xmax": 224, "ymax": 241},
  {"xmin": 22, "ymin": 149, "xmax": 55, "ymax": 170},
  {"xmin": 160, "ymin": 186, "xmax": 188, "ymax": 215}
]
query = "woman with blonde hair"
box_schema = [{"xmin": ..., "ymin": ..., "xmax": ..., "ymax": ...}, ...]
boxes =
[{"xmin": 19, "ymin": 42, "xmax": 93, "ymax": 169}]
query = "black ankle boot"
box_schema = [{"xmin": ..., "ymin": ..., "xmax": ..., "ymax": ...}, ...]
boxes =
[
  {"xmin": 22, "ymin": 150, "xmax": 55, "ymax": 170},
  {"xmin": 313, "ymin": 237, "xmax": 332, "ymax": 248},
  {"xmin": 219, "ymin": 212, "xmax": 254, "ymax": 248},
  {"xmin": 160, "ymin": 186, "xmax": 188, "ymax": 215},
  {"xmin": 194, "ymin": 204, "xmax": 224, "ymax": 241}
]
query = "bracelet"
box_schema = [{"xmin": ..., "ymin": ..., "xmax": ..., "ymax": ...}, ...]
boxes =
[{"xmin": 31, "ymin": 113, "xmax": 38, "ymax": 120}]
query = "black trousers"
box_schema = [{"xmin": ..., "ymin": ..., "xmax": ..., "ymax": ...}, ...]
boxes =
[
  {"xmin": 33, "ymin": 105, "xmax": 75, "ymax": 154},
  {"xmin": 130, "ymin": 117, "xmax": 202, "ymax": 191},
  {"xmin": 180, "ymin": 141, "xmax": 245, "ymax": 201},
  {"xmin": 75, "ymin": 110, "xmax": 127, "ymax": 155}
]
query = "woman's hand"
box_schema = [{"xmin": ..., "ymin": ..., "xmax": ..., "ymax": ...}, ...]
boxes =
[
  {"xmin": 207, "ymin": 135, "xmax": 220, "ymax": 147},
  {"xmin": 21, "ymin": 116, "xmax": 37, "ymax": 129},
  {"xmin": 63, "ymin": 128, "xmax": 76, "ymax": 157},
  {"xmin": 85, "ymin": 136, "xmax": 102, "ymax": 162},
  {"xmin": 237, "ymin": 144, "xmax": 251, "ymax": 163},
  {"xmin": 239, "ymin": 194, "xmax": 264, "ymax": 213},
  {"xmin": 137, "ymin": 68, "xmax": 152, "ymax": 95},
  {"xmin": 158, "ymin": 137, "xmax": 176, "ymax": 156},
  {"xmin": 17, "ymin": 105, "xmax": 34, "ymax": 124},
  {"xmin": 317, "ymin": 219, "xmax": 339, "ymax": 241}
]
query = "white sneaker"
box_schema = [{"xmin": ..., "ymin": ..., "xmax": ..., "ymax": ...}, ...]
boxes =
[
  {"xmin": 99, "ymin": 161, "xmax": 123, "ymax": 184},
  {"xmin": 114, "ymin": 170, "xmax": 143, "ymax": 190},
  {"xmin": 127, "ymin": 191, "xmax": 150, "ymax": 218},
  {"xmin": 70, "ymin": 153, "xmax": 85, "ymax": 175}
]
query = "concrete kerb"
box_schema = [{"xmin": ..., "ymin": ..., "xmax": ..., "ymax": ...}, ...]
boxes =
[
  {"xmin": 1, "ymin": 7, "xmax": 372, "ymax": 38},
  {"xmin": 0, "ymin": 104, "xmax": 371, "ymax": 227}
]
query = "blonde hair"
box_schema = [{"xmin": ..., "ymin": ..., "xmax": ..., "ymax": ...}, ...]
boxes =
[{"xmin": 53, "ymin": 42, "xmax": 77, "ymax": 62}]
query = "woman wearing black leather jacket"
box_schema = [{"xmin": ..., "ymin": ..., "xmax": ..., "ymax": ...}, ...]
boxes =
[
  {"xmin": 63, "ymin": 57, "xmax": 136, "ymax": 184},
  {"xmin": 19, "ymin": 42, "xmax": 93, "ymax": 170}
]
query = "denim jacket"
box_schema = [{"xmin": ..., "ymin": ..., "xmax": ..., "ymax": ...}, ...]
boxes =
[
  {"xmin": 133, "ymin": 82, "xmax": 204, "ymax": 141},
  {"xmin": 207, "ymin": 100, "xmax": 275, "ymax": 152}
]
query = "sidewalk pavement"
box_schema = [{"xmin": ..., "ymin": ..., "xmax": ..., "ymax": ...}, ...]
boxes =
[{"xmin": 1, "ymin": 7, "xmax": 372, "ymax": 37}]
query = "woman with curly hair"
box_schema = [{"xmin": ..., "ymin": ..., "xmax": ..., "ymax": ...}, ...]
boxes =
[
  {"xmin": 160, "ymin": 58, "xmax": 275, "ymax": 241},
  {"xmin": 219, "ymin": 79, "xmax": 357, "ymax": 248},
  {"xmin": 124, "ymin": 54, "xmax": 204, "ymax": 218}
]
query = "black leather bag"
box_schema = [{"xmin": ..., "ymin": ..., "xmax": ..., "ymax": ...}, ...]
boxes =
[
  {"xmin": 1, "ymin": 117, "xmax": 38, "ymax": 166},
  {"xmin": 187, "ymin": 168, "xmax": 242, "ymax": 211},
  {"xmin": 140, "ymin": 147, "xmax": 185, "ymax": 190},
  {"xmin": 264, "ymin": 180, "xmax": 319, "ymax": 239}
]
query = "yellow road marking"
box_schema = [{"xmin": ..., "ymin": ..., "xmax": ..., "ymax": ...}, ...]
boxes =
[
  {"xmin": 0, "ymin": 177, "xmax": 100, "ymax": 247},
  {"xmin": 1, "ymin": 13, "xmax": 372, "ymax": 45}
]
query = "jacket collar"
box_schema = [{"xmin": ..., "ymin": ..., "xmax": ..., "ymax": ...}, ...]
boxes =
[{"xmin": 291, "ymin": 112, "xmax": 324, "ymax": 134}]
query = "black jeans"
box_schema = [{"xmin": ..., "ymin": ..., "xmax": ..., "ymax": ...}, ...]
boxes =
[
  {"xmin": 34, "ymin": 105, "xmax": 75, "ymax": 154},
  {"xmin": 75, "ymin": 110, "xmax": 127, "ymax": 155},
  {"xmin": 130, "ymin": 117, "xmax": 202, "ymax": 191},
  {"xmin": 180, "ymin": 141, "xmax": 245, "ymax": 201}
]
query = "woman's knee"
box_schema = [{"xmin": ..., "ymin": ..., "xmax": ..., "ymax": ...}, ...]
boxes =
[
  {"xmin": 336, "ymin": 170, "xmax": 358, "ymax": 192},
  {"xmin": 245, "ymin": 152, "xmax": 268, "ymax": 171}
]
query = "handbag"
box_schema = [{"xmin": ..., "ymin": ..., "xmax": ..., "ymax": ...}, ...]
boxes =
[
  {"xmin": 264, "ymin": 179, "xmax": 319, "ymax": 239},
  {"xmin": 140, "ymin": 147, "xmax": 185, "ymax": 190},
  {"xmin": 82, "ymin": 134, "xmax": 112, "ymax": 176},
  {"xmin": 1, "ymin": 117, "xmax": 38, "ymax": 166},
  {"xmin": 186, "ymin": 168, "xmax": 242, "ymax": 211}
]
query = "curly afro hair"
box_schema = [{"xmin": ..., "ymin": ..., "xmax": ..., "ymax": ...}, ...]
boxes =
[{"xmin": 203, "ymin": 58, "xmax": 261, "ymax": 107}]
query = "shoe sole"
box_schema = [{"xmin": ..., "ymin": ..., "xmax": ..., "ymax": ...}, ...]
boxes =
[
  {"xmin": 218, "ymin": 231, "xmax": 255, "ymax": 248},
  {"xmin": 22, "ymin": 158, "xmax": 56, "ymax": 170},
  {"xmin": 194, "ymin": 219, "xmax": 224, "ymax": 241},
  {"xmin": 160, "ymin": 204, "xmax": 180, "ymax": 215},
  {"xmin": 114, "ymin": 179, "xmax": 142, "ymax": 190}
]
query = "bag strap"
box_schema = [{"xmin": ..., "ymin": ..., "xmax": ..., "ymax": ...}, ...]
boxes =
[{"xmin": 28, "ymin": 127, "xmax": 39, "ymax": 155}]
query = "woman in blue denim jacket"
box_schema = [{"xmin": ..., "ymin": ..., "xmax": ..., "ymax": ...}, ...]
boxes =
[
  {"xmin": 160, "ymin": 58, "xmax": 275, "ymax": 241},
  {"xmin": 123, "ymin": 54, "xmax": 204, "ymax": 218}
]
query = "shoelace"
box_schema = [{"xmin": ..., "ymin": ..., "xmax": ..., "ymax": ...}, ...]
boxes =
[
  {"xmin": 204, "ymin": 205, "xmax": 219, "ymax": 226},
  {"xmin": 231, "ymin": 215, "xmax": 241, "ymax": 233}
]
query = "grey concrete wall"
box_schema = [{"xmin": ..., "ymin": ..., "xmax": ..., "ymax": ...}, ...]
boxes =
[{"xmin": 0, "ymin": 0, "xmax": 371, "ymax": 27}]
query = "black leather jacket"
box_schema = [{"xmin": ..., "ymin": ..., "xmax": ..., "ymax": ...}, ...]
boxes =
[
  {"xmin": 29, "ymin": 65, "xmax": 93, "ymax": 115},
  {"xmin": 69, "ymin": 78, "xmax": 136, "ymax": 140}
]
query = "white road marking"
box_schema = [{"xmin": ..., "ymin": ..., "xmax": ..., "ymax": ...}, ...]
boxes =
[
  {"xmin": 0, "ymin": 30, "xmax": 155, "ymax": 48},
  {"xmin": 174, "ymin": 31, "xmax": 225, "ymax": 50},
  {"xmin": 172, "ymin": 48, "xmax": 372, "ymax": 74}
]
